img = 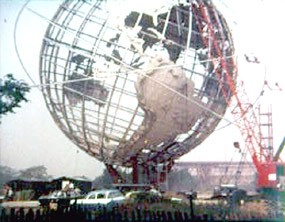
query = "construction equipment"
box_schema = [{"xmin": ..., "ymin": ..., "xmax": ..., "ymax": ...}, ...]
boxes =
[{"xmin": 193, "ymin": 2, "xmax": 285, "ymax": 195}]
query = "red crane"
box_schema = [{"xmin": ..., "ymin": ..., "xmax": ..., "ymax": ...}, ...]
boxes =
[{"xmin": 194, "ymin": 2, "xmax": 285, "ymax": 194}]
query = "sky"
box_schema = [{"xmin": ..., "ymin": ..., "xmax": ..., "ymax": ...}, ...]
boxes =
[{"xmin": 0, "ymin": 0, "xmax": 284, "ymax": 180}]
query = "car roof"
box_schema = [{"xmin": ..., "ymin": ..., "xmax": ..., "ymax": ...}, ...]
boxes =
[
  {"xmin": 87, "ymin": 189, "xmax": 121, "ymax": 194},
  {"xmin": 220, "ymin": 184, "xmax": 236, "ymax": 188}
]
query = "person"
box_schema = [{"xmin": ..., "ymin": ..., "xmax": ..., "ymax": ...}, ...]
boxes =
[
  {"xmin": 74, "ymin": 187, "xmax": 81, "ymax": 195},
  {"xmin": 4, "ymin": 185, "xmax": 14, "ymax": 201}
]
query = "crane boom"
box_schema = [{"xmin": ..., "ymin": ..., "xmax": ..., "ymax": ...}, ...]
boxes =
[
  {"xmin": 194, "ymin": 1, "xmax": 284, "ymax": 192},
  {"xmin": 195, "ymin": 2, "xmax": 263, "ymax": 167},
  {"xmin": 274, "ymin": 137, "xmax": 285, "ymax": 161}
]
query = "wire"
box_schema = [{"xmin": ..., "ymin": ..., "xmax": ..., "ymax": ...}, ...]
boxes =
[
  {"xmin": 215, "ymin": 81, "xmax": 265, "ymax": 131},
  {"xmin": 214, "ymin": 60, "xmax": 268, "ymax": 132},
  {"xmin": 14, "ymin": 0, "xmax": 36, "ymax": 86}
]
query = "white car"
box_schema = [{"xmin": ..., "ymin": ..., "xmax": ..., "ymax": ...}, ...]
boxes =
[{"xmin": 71, "ymin": 189, "xmax": 125, "ymax": 206}]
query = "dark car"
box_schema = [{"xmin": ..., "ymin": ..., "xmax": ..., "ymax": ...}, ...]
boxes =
[
  {"xmin": 125, "ymin": 189, "xmax": 163, "ymax": 203},
  {"xmin": 178, "ymin": 190, "xmax": 198, "ymax": 200},
  {"xmin": 38, "ymin": 190, "xmax": 82, "ymax": 209},
  {"xmin": 212, "ymin": 184, "xmax": 247, "ymax": 205}
]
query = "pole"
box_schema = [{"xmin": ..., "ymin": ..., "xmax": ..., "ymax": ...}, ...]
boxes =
[
  {"xmin": 132, "ymin": 156, "xmax": 138, "ymax": 185},
  {"xmin": 189, "ymin": 194, "xmax": 194, "ymax": 219}
]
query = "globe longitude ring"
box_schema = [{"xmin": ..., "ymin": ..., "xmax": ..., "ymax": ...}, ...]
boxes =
[{"xmin": 39, "ymin": 0, "xmax": 236, "ymax": 173}]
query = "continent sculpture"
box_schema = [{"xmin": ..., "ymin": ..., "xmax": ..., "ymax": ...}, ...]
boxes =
[{"xmin": 39, "ymin": 0, "xmax": 236, "ymax": 184}]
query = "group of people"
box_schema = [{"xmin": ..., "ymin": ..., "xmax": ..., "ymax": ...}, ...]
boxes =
[
  {"xmin": 62, "ymin": 182, "xmax": 81, "ymax": 197},
  {"xmin": 1, "ymin": 184, "xmax": 14, "ymax": 201}
]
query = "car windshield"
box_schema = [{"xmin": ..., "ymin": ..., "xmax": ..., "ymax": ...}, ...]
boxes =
[
  {"xmin": 87, "ymin": 194, "xmax": 96, "ymax": 199},
  {"xmin": 52, "ymin": 191, "xmax": 66, "ymax": 198},
  {"xmin": 97, "ymin": 193, "xmax": 106, "ymax": 199},
  {"xmin": 108, "ymin": 191, "xmax": 122, "ymax": 198}
]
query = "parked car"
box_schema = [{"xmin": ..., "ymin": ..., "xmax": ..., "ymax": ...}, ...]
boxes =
[
  {"xmin": 71, "ymin": 189, "xmax": 126, "ymax": 209},
  {"xmin": 38, "ymin": 190, "xmax": 82, "ymax": 209},
  {"xmin": 212, "ymin": 184, "xmax": 247, "ymax": 205},
  {"xmin": 178, "ymin": 190, "xmax": 198, "ymax": 200},
  {"xmin": 213, "ymin": 184, "xmax": 240, "ymax": 198},
  {"xmin": 125, "ymin": 189, "xmax": 162, "ymax": 203}
]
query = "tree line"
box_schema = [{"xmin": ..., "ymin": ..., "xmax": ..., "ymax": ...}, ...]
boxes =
[{"xmin": 1, "ymin": 165, "xmax": 197, "ymax": 193}]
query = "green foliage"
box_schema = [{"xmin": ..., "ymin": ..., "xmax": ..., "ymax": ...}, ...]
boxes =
[
  {"xmin": 18, "ymin": 165, "xmax": 52, "ymax": 181},
  {"xmin": 0, "ymin": 74, "xmax": 30, "ymax": 116},
  {"xmin": 0, "ymin": 165, "xmax": 17, "ymax": 187},
  {"xmin": 92, "ymin": 169, "xmax": 114, "ymax": 189},
  {"xmin": 0, "ymin": 165, "xmax": 53, "ymax": 186},
  {"xmin": 168, "ymin": 168, "xmax": 197, "ymax": 191}
]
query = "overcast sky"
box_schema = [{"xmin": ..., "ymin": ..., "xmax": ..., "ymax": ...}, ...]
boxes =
[{"xmin": 0, "ymin": 0, "xmax": 284, "ymax": 180}]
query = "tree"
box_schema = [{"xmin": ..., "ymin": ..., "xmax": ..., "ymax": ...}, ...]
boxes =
[
  {"xmin": 18, "ymin": 165, "xmax": 52, "ymax": 181},
  {"xmin": 167, "ymin": 168, "xmax": 197, "ymax": 192},
  {"xmin": 0, "ymin": 74, "xmax": 30, "ymax": 116},
  {"xmin": 92, "ymin": 169, "xmax": 114, "ymax": 189},
  {"xmin": 0, "ymin": 165, "xmax": 17, "ymax": 187}
]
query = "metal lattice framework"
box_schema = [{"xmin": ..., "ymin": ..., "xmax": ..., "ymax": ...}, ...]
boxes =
[{"xmin": 39, "ymin": 0, "xmax": 237, "ymax": 184}]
